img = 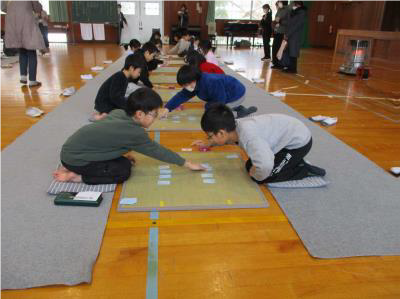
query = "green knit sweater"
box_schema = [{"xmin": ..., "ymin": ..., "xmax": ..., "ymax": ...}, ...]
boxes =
[{"xmin": 61, "ymin": 109, "xmax": 185, "ymax": 166}]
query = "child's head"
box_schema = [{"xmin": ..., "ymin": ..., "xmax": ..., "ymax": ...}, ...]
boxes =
[
  {"xmin": 174, "ymin": 31, "xmax": 183, "ymax": 42},
  {"xmin": 262, "ymin": 4, "xmax": 270, "ymax": 13},
  {"xmin": 129, "ymin": 39, "xmax": 141, "ymax": 52},
  {"xmin": 123, "ymin": 54, "xmax": 142, "ymax": 79},
  {"xmin": 181, "ymin": 30, "xmax": 190, "ymax": 41},
  {"xmin": 177, "ymin": 65, "xmax": 201, "ymax": 92},
  {"xmin": 150, "ymin": 31, "xmax": 161, "ymax": 41},
  {"xmin": 199, "ymin": 40, "xmax": 212, "ymax": 55},
  {"xmin": 194, "ymin": 36, "xmax": 200, "ymax": 46},
  {"xmin": 125, "ymin": 88, "xmax": 163, "ymax": 128},
  {"xmin": 185, "ymin": 50, "xmax": 206, "ymax": 69},
  {"xmin": 153, "ymin": 39, "xmax": 163, "ymax": 51},
  {"xmin": 141, "ymin": 42, "xmax": 159, "ymax": 62},
  {"xmin": 201, "ymin": 104, "xmax": 236, "ymax": 145}
]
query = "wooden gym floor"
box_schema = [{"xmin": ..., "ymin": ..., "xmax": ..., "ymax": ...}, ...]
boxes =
[{"xmin": 1, "ymin": 43, "xmax": 399, "ymax": 298}]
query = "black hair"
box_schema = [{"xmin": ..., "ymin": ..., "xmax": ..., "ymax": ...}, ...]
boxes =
[
  {"xmin": 117, "ymin": 4, "xmax": 121, "ymax": 8},
  {"xmin": 294, "ymin": 1, "xmax": 304, "ymax": 7},
  {"xmin": 201, "ymin": 104, "xmax": 236, "ymax": 134},
  {"xmin": 176, "ymin": 65, "xmax": 201, "ymax": 86},
  {"xmin": 199, "ymin": 40, "xmax": 212, "ymax": 54},
  {"xmin": 174, "ymin": 31, "xmax": 183, "ymax": 40},
  {"xmin": 141, "ymin": 42, "xmax": 160, "ymax": 54},
  {"xmin": 181, "ymin": 30, "xmax": 190, "ymax": 37},
  {"xmin": 125, "ymin": 88, "xmax": 163, "ymax": 116},
  {"xmin": 129, "ymin": 39, "xmax": 141, "ymax": 50},
  {"xmin": 185, "ymin": 50, "xmax": 206, "ymax": 68},
  {"xmin": 181, "ymin": 4, "xmax": 187, "ymax": 10},
  {"xmin": 276, "ymin": 1, "xmax": 288, "ymax": 6},
  {"xmin": 262, "ymin": 4, "xmax": 271, "ymax": 10},
  {"xmin": 150, "ymin": 31, "xmax": 161, "ymax": 45},
  {"xmin": 123, "ymin": 54, "xmax": 143, "ymax": 70}
]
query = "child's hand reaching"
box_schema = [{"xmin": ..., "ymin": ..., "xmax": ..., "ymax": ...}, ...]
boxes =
[
  {"xmin": 184, "ymin": 161, "xmax": 206, "ymax": 171},
  {"xmin": 249, "ymin": 166, "xmax": 256, "ymax": 177},
  {"xmin": 191, "ymin": 140, "xmax": 208, "ymax": 147},
  {"xmin": 158, "ymin": 108, "xmax": 169, "ymax": 119}
]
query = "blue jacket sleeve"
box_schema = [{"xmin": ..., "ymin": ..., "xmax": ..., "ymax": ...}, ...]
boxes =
[{"xmin": 165, "ymin": 89, "xmax": 194, "ymax": 111}]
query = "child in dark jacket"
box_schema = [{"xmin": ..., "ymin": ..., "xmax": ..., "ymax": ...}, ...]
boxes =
[
  {"xmin": 130, "ymin": 42, "xmax": 159, "ymax": 88},
  {"xmin": 93, "ymin": 54, "xmax": 142, "ymax": 121},
  {"xmin": 159, "ymin": 65, "xmax": 257, "ymax": 118}
]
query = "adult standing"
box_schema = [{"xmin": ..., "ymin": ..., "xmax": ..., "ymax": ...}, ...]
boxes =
[
  {"xmin": 38, "ymin": 10, "xmax": 50, "ymax": 55},
  {"xmin": 271, "ymin": 1, "xmax": 289, "ymax": 69},
  {"xmin": 260, "ymin": 4, "xmax": 272, "ymax": 61},
  {"xmin": 177, "ymin": 4, "xmax": 189, "ymax": 30},
  {"xmin": 3, "ymin": 1, "xmax": 45, "ymax": 87},
  {"xmin": 283, "ymin": 1, "xmax": 307, "ymax": 73},
  {"xmin": 118, "ymin": 4, "xmax": 128, "ymax": 45}
]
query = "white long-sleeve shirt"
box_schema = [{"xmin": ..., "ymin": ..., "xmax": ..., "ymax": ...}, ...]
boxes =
[{"xmin": 236, "ymin": 114, "xmax": 311, "ymax": 181}]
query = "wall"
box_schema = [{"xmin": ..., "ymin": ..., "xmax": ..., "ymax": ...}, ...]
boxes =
[{"xmin": 308, "ymin": 1, "xmax": 386, "ymax": 48}]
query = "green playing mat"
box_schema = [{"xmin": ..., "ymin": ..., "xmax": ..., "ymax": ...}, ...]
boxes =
[
  {"xmin": 148, "ymin": 108, "xmax": 203, "ymax": 131},
  {"xmin": 118, "ymin": 152, "xmax": 268, "ymax": 212},
  {"xmin": 154, "ymin": 89, "xmax": 202, "ymax": 103},
  {"xmin": 151, "ymin": 75, "xmax": 177, "ymax": 84},
  {"xmin": 152, "ymin": 67, "xmax": 180, "ymax": 73}
]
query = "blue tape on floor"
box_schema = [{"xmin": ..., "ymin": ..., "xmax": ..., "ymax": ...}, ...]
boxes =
[
  {"xmin": 154, "ymin": 131, "xmax": 160, "ymax": 143},
  {"xmin": 146, "ymin": 227, "xmax": 159, "ymax": 299},
  {"xmin": 146, "ymin": 210, "xmax": 159, "ymax": 299}
]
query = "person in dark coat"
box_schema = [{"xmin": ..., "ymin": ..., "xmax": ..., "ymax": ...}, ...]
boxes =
[
  {"xmin": 118, "ymin": 4, "xmax": 128, "ymax": 45},
  {"xmin": 283, "ymin": 1, "xmax": 307, "ymax": 73},
  {"xmin": 271, "ymin": 1, "xmax": 289, "ymax": 69},
  {"xmin": 177, "ymin": 4, "xmax": 189, "ymax": 30},
  {"xmin": 260, "ymin": 4, "xmax": 273, "ymax": 61}
]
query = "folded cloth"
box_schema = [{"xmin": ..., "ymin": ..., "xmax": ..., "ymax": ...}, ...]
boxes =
[
  {"xmin": 251, "ymin": 78, "xmax": 265, "ymax": 83},
  {"xmin": 26, "ymin": 107, "xmax": 44, "ymax": 117},
  {"xmin": 61, "ymin": 87, "xmax": 76, "ymax": 96},
  {"xmin": 321, "ymin": 117, "xmax": 338, "ymax": 126},
  {"xmin": 91, "ymin": 66, "xmax": 104, "ymax": 71}
]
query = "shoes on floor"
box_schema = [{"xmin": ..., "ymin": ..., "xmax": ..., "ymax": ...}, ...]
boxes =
[
  {"xmin": 20, "ymin": 76, "xmax": 27, "ymax": 85},
  {"xmin": 261, "ymin": 57, "xmax": 271, "ymax": 61},
  {"xmin": 235, "ymin": 106, "xmax": 258, "ymax": 118},
  {"xmin": 271, "ymin": 64, "xmax": 283, "ymax": 69},
  {"xmin": 28, "ymin": 81, "xmax": 42, "ymax": 87},
  {"xmin": 282, "ymin": 68, "xmax": 297, "ymax": 74},
  {"xmin": 304, "ymin": 163, "xmax": 326, "ymax": 177}
]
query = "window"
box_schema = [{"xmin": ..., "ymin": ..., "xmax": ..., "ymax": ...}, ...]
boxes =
[
  {"xmin": 215, "ymin": 0, "xmax": 277, "ymax": 20},
  {"xmin": 145, "ymin": 3, "xmax": 159, "ymax": 16},
  {"xmin": 120, "ymin": 1, "xmax": 135, "ymax": 15}
]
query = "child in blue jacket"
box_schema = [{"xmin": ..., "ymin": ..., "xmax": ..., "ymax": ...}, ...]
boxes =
[{"xmin": 160, "ymin": 65, "xmax": 257, "ymax": 118}]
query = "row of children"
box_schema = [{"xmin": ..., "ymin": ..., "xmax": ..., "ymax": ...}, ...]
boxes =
[{"xmin": 54, "ymin": 44, "xmax": 326, "ymax": 186}]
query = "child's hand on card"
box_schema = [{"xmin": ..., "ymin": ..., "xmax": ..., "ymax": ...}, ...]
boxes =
[
  {"xmin": 184, "ymin": 161, "xmax": 206, "ymax": 171},
  {"xmin": 191, "ymin": 140, "xmax": 208, "ymax": 147},
  {"xmin": 158, "ymin": 108, "xmax": 169, "ymax": 119}
]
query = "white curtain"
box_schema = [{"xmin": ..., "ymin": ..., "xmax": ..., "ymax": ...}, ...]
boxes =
[
  {"xmin": 93, "ymin": 24, "xmax": 105, "ymax": 41},
  {"xmin": 80, "ymin": 23, "xmax": 93, "ymax": 41}
]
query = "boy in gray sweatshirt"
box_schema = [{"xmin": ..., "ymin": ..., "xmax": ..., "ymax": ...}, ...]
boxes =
[
  {"xmin": 193, "ymin": 104, "xmax": 325, "ymax": 183},
  {"xmin": 54, "ymin": 88, "xmax": 205, "ymax": 185}
]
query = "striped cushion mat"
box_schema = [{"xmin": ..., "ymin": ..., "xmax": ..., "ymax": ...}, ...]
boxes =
[{"xmin": 267, "ymin": 176, "xmax": 328, "ymax": 188}]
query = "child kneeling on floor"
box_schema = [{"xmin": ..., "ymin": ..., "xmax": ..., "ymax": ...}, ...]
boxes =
[
  {"xmin": 193, "ymin": 104, "xmax": 326, "ymax": 183},
  {"xmin": 160, "ymin": 65, "xmax": 257, "ymax": 119},
  {"xmin": 54, "ymin": 88, "xmax": 205, "ymax": 185},
  {"xmin": 93, "ymin": 54, "xmax": 143, "ymax": 121}
]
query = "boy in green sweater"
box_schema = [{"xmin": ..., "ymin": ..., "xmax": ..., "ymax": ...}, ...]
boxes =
[{"xmin": 54, "ymin": 88, "xmax": 205, "ymax": 184}]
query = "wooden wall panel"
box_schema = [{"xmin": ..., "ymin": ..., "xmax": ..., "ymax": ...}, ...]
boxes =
[{"xmin": 308, "ymin": 1, "xmax": 387, "ymax": 49}]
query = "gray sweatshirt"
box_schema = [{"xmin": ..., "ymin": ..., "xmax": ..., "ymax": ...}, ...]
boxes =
[
  {"xmin": 236, "ymin": 114, "xmax": 311, "ymax": 181},
  {"xmin": 168, "ymin": 39, "xmax": 190, "ymax": 55}
]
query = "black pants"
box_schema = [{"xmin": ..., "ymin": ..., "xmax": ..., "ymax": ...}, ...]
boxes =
[
  {"xmin": 246, "ymin": 138, "xmax": 312, "ymax": 184},
  {"xmin": 288, "ymin": 56, "xmax": 298, "ymax": 72},
  {"xmin": 262, "ymin": 33, "xmax": 271, "ymax": 58},
  {"xmin": 19, "ymin": 48, "xmax": 37, "ymax": 81},
  {"xmin": 272, "ymin": 33, "xmax": 284, "ymax": 66},
  {"xmin": 62, "ymin": 156, "xmax": 132, "ymax": 185},
  {"xmin": 39, "ymin": 24, "xmax": 49, "ymax": 48}
]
